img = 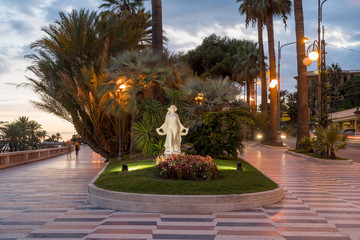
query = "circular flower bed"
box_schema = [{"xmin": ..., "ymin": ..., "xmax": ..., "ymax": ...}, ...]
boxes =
[{"xmin": 155, "ymin": 154, "xmax": 219, "ymax": 180}]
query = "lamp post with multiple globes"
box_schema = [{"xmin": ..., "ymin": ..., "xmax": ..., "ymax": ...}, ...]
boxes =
[{"xmin": 303, "ymin": 0, "xmax": 327, "ymax": 117}]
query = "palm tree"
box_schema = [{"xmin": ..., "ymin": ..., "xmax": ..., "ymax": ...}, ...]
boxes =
[
  {"xmin": 180, "ymin": 77, "xmax": 242, "ymax": 126},
  {"xmin": 27, "ymin": 120, "xmax": 42, "ymax": 149},
  {"xmin": 151, "ymin": 0, "xmax": 163, "ymax": 55},
  {"xmin": 294, "ymin": 0, "xmax": 309, "ymax": 148},
  {"xmin": 326, "ymin": 63, "xmax": 342, "ymax": 110},
  {"xmin": 102, "ymin": 48, "xmax": 171, "ymax": 154},
  {"xmin": 24, "ymin": 9, "xmax": 152, "ymax": 159},
  {"xmin": 233, "ymin": 40, "xmax": 260, "ymax": 113},
  {"xmin": 100, "ymin": 0, "xmax": 145, "ymax": 15},
  {"xmin": 237, "ymin": 0, "xmax": 291, "ymax": 144},
  {"xmin": 56, "ymin": 133, "xmax": 62, "ymax": 142},
  {"xmin": 237, "ymin": 0, "xmax": 267, "ymax": 114},
  {"xmin": 312, "ymin": 124, "xmax": 347, "ymax": 159},
  {"xmin": 267, "ymin": 0, "xmax": 292, "ymax": 144}
]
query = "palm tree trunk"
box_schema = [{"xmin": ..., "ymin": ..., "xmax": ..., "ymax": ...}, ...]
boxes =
[
  {"xmin": 246, "ymin": 81, "xmax": 251, "ymax": 105},
  {"xmin": 129, "ymin": 111, "xmax": 137, "ymax": 155},
  {"xmin": 266, "ymin": 8, "xmax": 278, "ymax": 145},
  {"xmin": 151, "ymin": 0, "xmax": 163, "ymax": 55},
  {"xmin": 251, "ymin": 79, "xmax": 256, "ymax": 113},
  {"xmin": 294, "ymin": 0, "xmax": 309, "ymax": 147},
  {"xmin": 258, "ymin": 21, "xmax": 267, "ymax": 114}
]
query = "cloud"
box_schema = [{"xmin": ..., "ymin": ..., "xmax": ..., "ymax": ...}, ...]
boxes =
[
  {"xmin": 0, "ymin": 98, "xmax": 18, "ymax": 102},
  {"xmin": 4, "ymin": 83, "xmax": 18, "ymax": 86},
  {"xmin": 165, "ymin": 22, "xmax": 258, "ymax": 53}
]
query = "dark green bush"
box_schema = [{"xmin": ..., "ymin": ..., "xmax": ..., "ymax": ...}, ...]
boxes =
[{"xmin": 193, "ymin": 108, "xmax": 253, "ymax": 158}]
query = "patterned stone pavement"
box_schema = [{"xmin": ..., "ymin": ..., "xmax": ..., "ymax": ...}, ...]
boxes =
[{"xmin": 1, "ymin": 143, "xmax": 360, "ymax": 240}]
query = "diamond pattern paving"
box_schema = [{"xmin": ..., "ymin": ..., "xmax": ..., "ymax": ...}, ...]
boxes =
[{"xmin": 0, "ymin": 143, "xmax": 359, "ymax": 239}]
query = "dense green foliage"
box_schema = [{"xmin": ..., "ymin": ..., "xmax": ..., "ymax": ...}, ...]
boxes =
[
  {"xmin": 94, "ymin": 158, "xmax": 278, "ymax": 195},
  {"xmin": 338, "ymin": 76, "xmax": 360, "ymax": 110},
  {"xmin": 312, "ymin": 124, "xmax": 348, "ymax": 159},
  {"xmin": 297, "ymin": 136, "xmax": 312, "ymax": 151},
  {"xmin": 183, "ymin": 34, "xmax": 245, "ymax": 78},
  {"xmin": 193, "ymin": 108, "xmax": 253, "ymax": 158}
]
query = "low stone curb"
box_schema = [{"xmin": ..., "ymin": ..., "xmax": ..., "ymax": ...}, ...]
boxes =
[
  {"xmin": 285, "ymin": 150, "xmax": 353, "ymax": 165},
  {"xmin": 87, "ymin": 163, "xmax": 283, "ymax": 213},
  {"xmin": 255, "ymin": 142, "xmax": 288, "ymax": 150}
]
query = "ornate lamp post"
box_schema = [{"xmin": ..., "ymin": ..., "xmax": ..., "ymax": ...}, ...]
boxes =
[
  {"xmin": 303, "ymin": 0, "xmax": 327, "ymax": 117},
  {"xmin": 117, "ymin": 82, "xmax": 127, "ymax": 162}
]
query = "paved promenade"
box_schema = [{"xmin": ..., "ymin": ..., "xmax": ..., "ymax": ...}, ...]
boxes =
[{"xmin": 1, "ymin": 144, "xmax": 360, "ymax": 239}]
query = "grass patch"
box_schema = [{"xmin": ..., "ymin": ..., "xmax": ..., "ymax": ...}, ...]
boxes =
[
  {"xmin": 289, "ymin": 149, "xmax": 348, "ymax": 160},
  {"xmin": 94, "ymin": 158, "xmax": 278, "ymax": 195}
]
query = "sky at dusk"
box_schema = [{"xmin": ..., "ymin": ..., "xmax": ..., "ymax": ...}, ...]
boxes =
[{"xmin": 1, "ymin": 0, "xmax": 360, "ymax": 140}]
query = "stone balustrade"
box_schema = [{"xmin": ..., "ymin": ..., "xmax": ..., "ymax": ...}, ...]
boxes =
[{"xmin": 0, "ymin": 146, "xmax": 74, "ymax": 169}]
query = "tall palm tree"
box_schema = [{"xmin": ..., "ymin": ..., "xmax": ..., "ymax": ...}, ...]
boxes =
[
  {"xmin": 294, "ymin": 0, "xmax": 309, "ymax": 147},
  {"xmin": 151, "ymin": 0, "xmax": 163, "ymax": 55},
  {"xmin": 267, "ymin": 0, "xmax": 292, "ymax": 144},
  {"xmin": 237, "ymin": 0, "xmax": 267, "ymax": 114},
  {"xmin": 237, "ymin": 0, "xmax": 291, "ymax": 144},
  {"xmin": 24, "ymin": 9, "xmax": 151, "ymax": 159},
  {"xmin": 233, "ymin": 40, "xmax": 260, "ymax": 113}
]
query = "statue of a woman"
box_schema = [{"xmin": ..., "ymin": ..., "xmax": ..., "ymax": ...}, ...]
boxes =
[{"xmin": 156, "ymin": 105, "xmax": 188, "ymax": 155}]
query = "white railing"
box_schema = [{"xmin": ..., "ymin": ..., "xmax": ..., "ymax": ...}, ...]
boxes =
[{"xmin": 0, "ymin": 146, "xmax": 74, "ymax": 170}]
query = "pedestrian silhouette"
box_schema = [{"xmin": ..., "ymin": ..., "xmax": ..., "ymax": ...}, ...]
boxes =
[{"xmin": 74, "ymin": 142, "xmax": 80, "ymax": 157}]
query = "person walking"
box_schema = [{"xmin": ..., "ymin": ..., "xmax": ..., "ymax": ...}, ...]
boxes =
[{"xmin": 74, "ymin": 142, "xmax": 80, "ymax": 156}]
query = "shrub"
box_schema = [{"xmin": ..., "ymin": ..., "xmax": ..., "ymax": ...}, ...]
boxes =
[
  {"xmin": 297, "ymin": 136, "xmax": 313, "ymax": 151},
  {"xmin": 193, "ymin": 108, "xmax": 253, "ymax": 158},
  {"xmin": 312, "ymin": 124, "xmax": 348, "ymax": 159},
  {"xmin": 155, "ymin": 154, "xmax": 219, "ymax": 180}
]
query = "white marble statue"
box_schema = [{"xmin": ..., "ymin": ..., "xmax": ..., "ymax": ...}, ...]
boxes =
[{"xmin": 156, "ymin": 105, "xmax": 189, "ymax": 155}]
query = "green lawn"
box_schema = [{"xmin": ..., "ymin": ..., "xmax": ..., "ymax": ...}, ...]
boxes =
[
  {"xmin": 94, "ymin": 158, "xmax": 278, "ymax": 195},
  {"xmin": 289, "ymin": 149, "xmax": 348, "ymax": 160}
]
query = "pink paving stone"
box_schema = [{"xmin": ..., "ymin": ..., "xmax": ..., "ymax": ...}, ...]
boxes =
[
  {"xmin": 157, "ymin": 225, "xmax": 214, "ymax": 230},
  {"xmin": 277, "ymin": 227, "xmax": 339, "ymax": 232}
]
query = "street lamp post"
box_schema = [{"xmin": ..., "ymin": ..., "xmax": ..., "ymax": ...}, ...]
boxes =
[
  {"xmin": 278, "ymin": 40, "xmax": 296, "ymax": 129},
  {"xmin": 278, "ymin": 38, "xmax": 309, "ymax": 128},
  {"xmin": 117, "ymin": 83, "xmax": 127, "ymax": 162},
  {"xmin": 303, "ymin": 0, "xmax": 327, "ymax": 117}
]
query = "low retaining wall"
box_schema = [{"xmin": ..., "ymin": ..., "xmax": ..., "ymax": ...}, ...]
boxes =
[
  {"xmin": 0, "ymin": 146, "xmax": 74, "ymax": 169},
  {"xmin": 285, "ymin": 150, "xmax": 353, "ymax": 165},
  {"xmin": 255, "ymin": 142, "xmax": 288, "ymax": 150},
  {"xmin": 87, "ymin": 165, "xmax": 283, "ymax": 213}
]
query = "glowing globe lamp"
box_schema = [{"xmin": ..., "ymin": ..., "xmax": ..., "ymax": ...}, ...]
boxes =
[
  {"xmin": 308, "ymin": 50, "xmax": 319, "ymax": 61},
  {"xmin": 303, "ymin": 57, "xmax": 312, "ymax": 66},
  {"xmin": 270, "ymin": 79, "xmax": 278, "ymax": 88}
]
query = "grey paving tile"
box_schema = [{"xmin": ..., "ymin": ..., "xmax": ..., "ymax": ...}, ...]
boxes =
[
  {"xmin": 161, "ymin": 218, "xmax": 213, "ymax": 222},
  {"xmin": 153, "ymin": 234, "xmax": 215, "ymax": 239},
  {"xmin": 26, "ymin": 233, "xmax": 87, "ymax": 238}
]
